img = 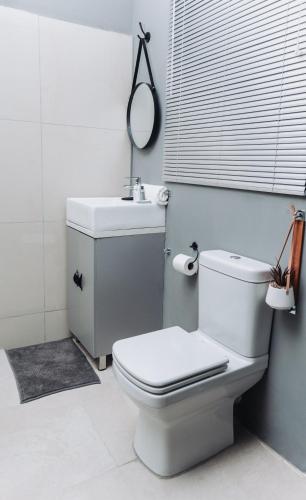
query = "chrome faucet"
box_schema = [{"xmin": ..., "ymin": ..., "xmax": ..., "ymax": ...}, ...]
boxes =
[{"xmin": 123, "ymin": 176, "xmax": 141, "ymax": 199}]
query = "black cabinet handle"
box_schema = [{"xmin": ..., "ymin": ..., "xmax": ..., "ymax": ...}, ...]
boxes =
[{"xmin": 73, "ymin": 270, "xmax": 83, "ymax": 290}]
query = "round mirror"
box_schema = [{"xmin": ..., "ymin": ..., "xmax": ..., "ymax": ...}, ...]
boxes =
[{"xmin": 127, "ymin": 82, "xmax": 159, "ymax": 149}]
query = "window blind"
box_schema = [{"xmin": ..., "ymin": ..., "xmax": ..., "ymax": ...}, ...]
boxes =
[{"xmin": 163, "ymin": 0, "xmax": 306, "ymax": 195}]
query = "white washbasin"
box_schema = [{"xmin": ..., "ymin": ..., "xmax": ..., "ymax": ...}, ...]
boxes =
[{"xmin": 66, "ymin": 196, "xmax": 166, "ymax": 238}]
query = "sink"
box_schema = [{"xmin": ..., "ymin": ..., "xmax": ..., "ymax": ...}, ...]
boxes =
[{"xmin": 66, "ymin": 196, "xmax": 166, "ymax": 238}]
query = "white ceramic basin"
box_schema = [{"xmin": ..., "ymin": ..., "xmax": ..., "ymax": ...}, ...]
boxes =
[{"xmin": 66, "ymin": 197, "xmax": 166, "ymax": 238}]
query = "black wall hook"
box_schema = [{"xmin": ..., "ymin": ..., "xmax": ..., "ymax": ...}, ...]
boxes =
[{"xmin": 139, "ymin": 22, "xmax": 151, "ymax": 42}]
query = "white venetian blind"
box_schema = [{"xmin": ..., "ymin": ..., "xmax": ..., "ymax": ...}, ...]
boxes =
[{"xmin": 163, "ymin": 0, "xmax": 306, "ymax": 195}]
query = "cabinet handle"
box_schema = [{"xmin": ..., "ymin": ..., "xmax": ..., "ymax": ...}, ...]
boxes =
[{"xmin": 73, "ymin": 270, "xmax": 83, "ymax": 290}]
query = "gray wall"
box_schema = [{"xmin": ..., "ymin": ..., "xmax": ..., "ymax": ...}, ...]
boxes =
[
  {"xmin": 0, "ymin": 0, "xmax": 133, "ymax": 33},
  {"xmin": 132, "ymin": 0, "xmax": 169, "ymax": 183},
  {"xmin": 131, "ymin": 0, "xmax": 306, "ymax": 471}
]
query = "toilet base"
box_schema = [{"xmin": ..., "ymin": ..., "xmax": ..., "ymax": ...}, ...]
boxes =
[{"xmin": 134, "ymin": 397, "xmax": 234, "ymax": 476}]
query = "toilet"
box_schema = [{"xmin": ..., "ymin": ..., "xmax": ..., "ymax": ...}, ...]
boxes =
[{"xmin": 112, "ymin": 250, "xmax": 273, "ymax": 476}]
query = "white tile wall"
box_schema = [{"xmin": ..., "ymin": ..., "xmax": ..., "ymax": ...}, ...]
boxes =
[
  {"xmin": 0, "ymin": 7, "xmax": 41, "ymax": 122},
  {"xmin": 0, "ymin": 223, "xmax": 44, "ymax": 319},
  {"xmin": 45, "ymin": 310, "xmax": 69, "ymax": 342},
  {"xmin": 0, "ymin": 313, "xmax": 45, "ymax": 349},
  {"xmin": 42, "ymin": 125, "xmax": 130, "ymax": 221},
  {"xmin": 0, "ymin": 121, "xmax": 42, "ymax": 223},
  {"xmin": 40, "ymin": 17, "xmax": 132, "ymax": 130},
  {"xmin": 0, "ymin": 7, "xmax": 132, "ymax": 349},
  {"xmin": 44, "ymin": 222, "xmax": 67, "ymax": 311}
]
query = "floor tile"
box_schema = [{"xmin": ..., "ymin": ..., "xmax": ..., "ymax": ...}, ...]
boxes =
[
  {"xmin": 0, "ymin": 403, "xmax": 116, "ymax": 500},
  {"xmin": 0, "ymin": 350, "xmax": 19, "ymax": 408},
  {"xmin": 1, "ymin": 349, "xmax": 306, "ymax": 500},
  {"xmin": 62, "ymin": 430, "xmax": 306, "ymax": 500},
  {"xmin": 80, "ymin": 368, "xmax": 138, "ymax": 466}
]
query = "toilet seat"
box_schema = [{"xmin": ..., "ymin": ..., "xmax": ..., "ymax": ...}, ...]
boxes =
[
  {"xmin": 113, "ymin": 356, "xmax": 228, "ymax": 395},
  {"xmin": 112, "ymin": 326, "xmax": 229, "ymax": 395}
]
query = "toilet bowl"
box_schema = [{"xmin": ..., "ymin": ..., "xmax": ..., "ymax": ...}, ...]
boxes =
[{"xmin": 113, "ymin": 250, "xmax": 273, "ymax": 476}]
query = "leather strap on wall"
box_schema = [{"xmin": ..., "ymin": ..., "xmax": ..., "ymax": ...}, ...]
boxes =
[{"xmin": 289, "ymin": 211, "xmax": 305, "ymax": 302}]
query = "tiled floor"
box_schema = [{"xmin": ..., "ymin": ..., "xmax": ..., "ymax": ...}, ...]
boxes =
[{"xmin": 0, "ymin": 348, "xmax": 306, "ymax": 500}]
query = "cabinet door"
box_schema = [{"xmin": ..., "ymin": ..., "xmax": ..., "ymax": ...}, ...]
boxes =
[
  {"xmin": 94, "ymin": 233, "xmax": 164, "ymax": 355},
  {"xmin": 67, "ymin": 227, "xmax": 95, "ymax": 355}
]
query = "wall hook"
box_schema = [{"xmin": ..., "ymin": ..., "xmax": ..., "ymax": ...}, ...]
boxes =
[{"xmin": 139, "ymin": 22, "xmax": 151, "ymax": 43}]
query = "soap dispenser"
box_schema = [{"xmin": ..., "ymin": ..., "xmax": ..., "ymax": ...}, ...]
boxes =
[
  {"xmin": 133, "ymin": 177, "xmax": 141, "ymax": 202},
  {"xmin": 136, "ymin": 184, "xmax": 151, "ymax": 204}
]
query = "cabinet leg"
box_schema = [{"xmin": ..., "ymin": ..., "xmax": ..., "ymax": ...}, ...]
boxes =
[{"xmin": 98, "ymin": 355, "xmax": 107, "ymax": 371}]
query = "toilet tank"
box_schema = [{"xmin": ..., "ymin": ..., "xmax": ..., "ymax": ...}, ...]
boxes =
[{"xmin": 199, "ymin": 250, "xmax": 273, "ymax": 358}]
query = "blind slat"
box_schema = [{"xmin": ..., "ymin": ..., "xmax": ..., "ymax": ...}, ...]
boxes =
[{"xmin": 164, "ymin": 0, "xmax": 306, "ymax": 196}]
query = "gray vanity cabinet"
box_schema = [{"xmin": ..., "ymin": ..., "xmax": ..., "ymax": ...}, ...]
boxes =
[{"xmin": 67, "ymin": 227, "xmax": 164, "ymax": 366}]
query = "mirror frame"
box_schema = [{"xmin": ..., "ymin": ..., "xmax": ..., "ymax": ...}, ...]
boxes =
[{"xmin": 127, "ymin": 82, "xmax": 160, "ymax": 150}]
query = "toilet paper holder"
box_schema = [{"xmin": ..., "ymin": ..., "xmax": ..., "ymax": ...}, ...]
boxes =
[
  {"xmin": 164, "ymin": 242, "xmax": 199, "ymax": 264},
  {"xmin": 189, "ymin": 242, "xmax": 199, "ymax": 267},
  {"xmin": 171, "ymin": 242, "xmax": 200, "ymax": 276}
]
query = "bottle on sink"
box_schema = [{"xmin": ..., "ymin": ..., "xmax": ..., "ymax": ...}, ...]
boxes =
[
  {"xmin": 135, "ymin": 184, "xmax": 151, "ymax": 204},
  {"xmin": 133, "ymin": 178, "xmax": 141, "ymax": 202}
]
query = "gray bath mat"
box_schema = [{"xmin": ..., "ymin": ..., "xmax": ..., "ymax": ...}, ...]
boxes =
[{"xmin": 6, "ymin": 338, "xmax": 100, "ymax": 404}]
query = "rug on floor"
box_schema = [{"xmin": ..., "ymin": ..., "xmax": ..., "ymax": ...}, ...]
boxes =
[{"xmin": 6, "ymin": 338, "xmax": 100, "ymax": 403}]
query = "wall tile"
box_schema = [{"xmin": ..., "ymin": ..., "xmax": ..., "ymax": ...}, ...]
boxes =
[
  {"xmin": 0, "ymin": 6, "xmax": 40, "ymax": 122},
  {"xmin": 0, "ymin": 223, "xmax": 44, "ymax": 318},
  {"xmin": 45, "ymin": 310, "xmax": 69, "ymax": 342},
  {"xmin": 0, "ymin": 313, "xmax": 44, "ymax": 349},
  {"xmin": 0, "ymin": 120, "xmax": 42, "ymax": 223},
  {"xmin": 0, "ymin": 8, "xmax": 132, "ymax": 350},
  {"xmin": 39, "ymin": 16, "xmax": 132, "ymax": 129},
  {"xmin": 42, "ymin": 124, "xmax": 130, "ymax": 221},
  {"xmin": 44, "ymin": 222, "xmax": 67, "ymax": 311}
]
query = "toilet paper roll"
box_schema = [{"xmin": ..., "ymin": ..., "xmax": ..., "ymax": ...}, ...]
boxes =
[{"xmin": 172, "ymin": 254, "xmax": 198, "ymax": 276}]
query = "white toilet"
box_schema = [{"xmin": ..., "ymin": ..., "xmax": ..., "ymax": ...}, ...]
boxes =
[{"xmin": 112, "ymin": 250, "xmax": 273, "ymax": 476}]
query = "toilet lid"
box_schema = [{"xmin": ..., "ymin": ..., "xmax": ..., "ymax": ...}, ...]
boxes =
[{"xmin": 112, "ymin": 327, "xmax": 229, "ymax": 389}]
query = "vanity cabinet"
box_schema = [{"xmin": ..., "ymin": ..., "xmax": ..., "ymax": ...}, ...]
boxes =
[{"xmin": 67, "ymin": 227, "xmax": 165, "ymax": 368}]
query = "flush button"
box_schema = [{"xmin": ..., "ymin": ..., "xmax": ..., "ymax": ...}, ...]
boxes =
[{"xmin": 230, "ymin": 255, "xmax": 241, "ymax": 260}]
